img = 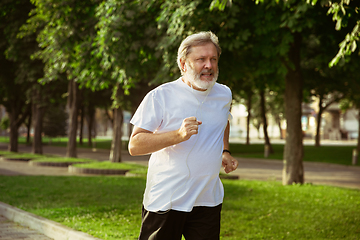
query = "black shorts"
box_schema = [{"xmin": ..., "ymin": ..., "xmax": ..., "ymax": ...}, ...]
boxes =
[{"xmin": 138, "ymin": 204, "xmax": 222, "ymax": 240}]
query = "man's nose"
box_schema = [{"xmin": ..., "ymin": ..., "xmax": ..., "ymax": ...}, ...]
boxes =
[{"xmin": 204, "ymin": 59, "xmax": 212, "ymax": 69}]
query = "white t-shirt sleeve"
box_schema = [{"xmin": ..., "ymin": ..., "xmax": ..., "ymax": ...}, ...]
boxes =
[{"xmin": 130, "ymin": 91, "xmax": 163, "ymax": 132}]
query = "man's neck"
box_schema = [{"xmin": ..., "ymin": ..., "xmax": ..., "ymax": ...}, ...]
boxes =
[{"xmin": 181, "ymin": 76, "xmax": 207, "ymax": 92}]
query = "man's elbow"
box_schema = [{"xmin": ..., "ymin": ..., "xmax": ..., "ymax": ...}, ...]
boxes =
[
  {"xmin": 128, "ymin": 130, "xmax": 153, "ymax": 156},
  {"xmin": 128, "ymin": 141, "xmax": 138, "ymax": 156},
  {"xmin": 128, "ymin": 138, "xmax": 146, "ymax": 156}
]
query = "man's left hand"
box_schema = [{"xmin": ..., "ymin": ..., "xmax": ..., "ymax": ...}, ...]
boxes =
[{"xmin": 222, "ymin": 153, "xmax": 239, "ymax": 173}]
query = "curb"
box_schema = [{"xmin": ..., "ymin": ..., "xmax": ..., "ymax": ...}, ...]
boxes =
[
  {"xmin": 29, "ymin": 161, "xmax": 92, "ymax": 167},
  {"xmin": 0, "ymin": 156, "xmax": 32, "ymax": 162},
  {"xmin": 68, "ymin": 165, "xmax": 129, "ymax": 175},
  {"xmin": 0, "ymin": 201, "xmax": 103, "ymax": 240}
]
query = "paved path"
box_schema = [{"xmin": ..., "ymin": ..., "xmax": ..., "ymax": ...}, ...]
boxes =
[
  {"xmin": 0, "ymin": 215, "xmax": 53, "ymax": 240},
  {"xmin": 0, "ymin": 142, "xmax": 360, "ymax": 240}
]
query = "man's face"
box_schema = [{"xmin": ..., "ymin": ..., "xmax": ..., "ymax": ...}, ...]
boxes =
[{"xmin": 182, "ymin": 43, "xmax": 219, "ymax": 91}]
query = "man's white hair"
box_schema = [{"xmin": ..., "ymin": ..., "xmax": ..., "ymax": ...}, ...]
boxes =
[{"xmin": 177, "ymin": 31, "xmax": 221, "ymax": 75}]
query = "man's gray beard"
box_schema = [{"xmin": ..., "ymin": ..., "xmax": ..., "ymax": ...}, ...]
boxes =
[{"xmin": 187, "ymin": 65, "xmax": 219, "ymax": 90}]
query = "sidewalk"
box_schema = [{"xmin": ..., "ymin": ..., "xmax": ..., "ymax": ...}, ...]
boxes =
[
  {"xmin": 0, "ymin": 215, "xmax": 52, "ymax": 240},
  {"xmin": 1, "ymin": 142, "xmax": 360, "ymax": 239}
]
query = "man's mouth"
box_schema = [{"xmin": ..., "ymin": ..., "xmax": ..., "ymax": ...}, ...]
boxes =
[
  {"xmin": 200, "ymin": 71, "xmax": 214, "ymax": 79},
  {"xmin": 201, "ymin": 73, "xmax": 212, "ymax": 76}
]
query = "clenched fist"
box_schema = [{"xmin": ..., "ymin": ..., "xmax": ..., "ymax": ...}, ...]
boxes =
[{"xmin": 178, "ymin": 117, "xmax": 202, "ymax": 141}]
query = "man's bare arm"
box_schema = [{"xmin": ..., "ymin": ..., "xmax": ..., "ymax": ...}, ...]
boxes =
[
  {"xmin": 128, "ymin": 117, "xmax": 202, "ymax": 156},
  {"xmin": 222, "ymin": 121, "xmax": 239, "ymax": 173},
  {"xmin": 223, "ymin": 121, "xmax": 230, "ymax": 151}
]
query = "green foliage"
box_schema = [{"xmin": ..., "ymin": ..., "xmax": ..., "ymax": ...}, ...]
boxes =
[
  {"xmin": 0, "ymin": 116, "xmax": 9, "ymax": 131},
  {"xmin": 0, "ymin": 0, "xmax": 37, "ymax": 150},
  {"xmin": 0, "ymin": 0, "xmax": 41, "ymax": 84},
  {"xmin": 210, "ymin": 0, "xmax": 232, "ymax": 11},
  {"xmin": 326, "ymin": 0, "xmax": 360, "ymax": 66},
  {"xmin": 22, "ymin": 0, "xmax": 100, "ymax": 83},
  {"xmin": 333, "ymin": 53, "xmax": 360, "ymax": 111},
  {"xmin": 2, "ymin": 0, "xmax": 360, "ymax": 167},
  {"xmin": 93, "ymin": 0, "xmax": 163, "ymax": 96}
]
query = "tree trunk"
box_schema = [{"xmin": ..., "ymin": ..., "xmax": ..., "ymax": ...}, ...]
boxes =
[
  {"xmin": 87, "ymin": 102, "xmax": 95, "ymax": 147},
  {"xmin": 7, "ymin": 103, "xmax": 30, "ymax": 152},
  {"xmin": 66, "ymin": 80, "xmax": 79, "ymax": 158},
  {"xmin": 79, "ymin": 105, "xmax": 84, "ymax": 145},
  {"xmin": 32, "ymin": 103, "xmax": 45, "ymax": 154},
  {"xmin": 282, "ymin": 32, "xmax": 304, "ymax": 185},
  {"xmin": 110, "ymin": 84, "xmax": 123, "ymax": 162},
  {"xmin": 260, "ymin": 89, "xmax": 274, "ymax": 153},
  {"xmin": 26, "ymin": 111, "xmax": 31, "ymax": 144},
  {"xmin": 357, "ymin": 108, "xmax": 360, "ymax": 153},
  {"xmin": 246, "ymin": 91, "xmax": 252, "ymax": 145},
  {"xmin": 87, "ymin": 112, "xmax": 94, "ymax": 147},
  {"xmin": 315, "ymin": 95, "xmax": 324, "ymax": 147},
  {"xmin": 8, "ymin": 111, "xmax": 19, "ymax": 152},
  {"xmin": 276, "ymin": 115, "xmax": 283, "ymax": 139},
  {"xmin": 110, "ymin": 106, "xmax": 123, "ymax": 162}
]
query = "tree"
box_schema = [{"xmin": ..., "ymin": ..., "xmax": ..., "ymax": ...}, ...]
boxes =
[
  {"xmin": 23, "ymin": 0, "xmax": 164, "ymax": 161},
  {"xmin": 66, "ymin": 80, "xmax": 79, "ymax": 157},
  {"xmin": 267, "ymin": 89, "xmax": 286, "ymax": 140},
  {"xmin": 83, "ymin": 89, "xmax": 107, "ymax": 147},
  {"xmin": 184, "ymin": 0, "xmax": 304, "ymax": 183},
  {"xmin": 300, "ymin": 8, "xmax": 353, "ymax": 147},
  {"xmin": 210, "ymin": 0, "xmax": 351, "ymax": 184},
  {"xmin": 91, "ymin": 0, "xmax": 163, "ymax": 162},
  {"xmin": 22, "ymin": 0, "xmax": 102, "ymax": 157},
  {"xmin": 0, "ymin": 0, "xmax": 39, "ymax": 152},
  {"xmin": 260, "ymin": 88, "xmax": 273, "ymax": 153}
]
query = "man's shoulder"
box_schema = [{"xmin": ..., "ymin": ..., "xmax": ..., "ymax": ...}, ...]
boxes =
[
  {"xmin": 150, "ymin": 79, "xmax": 181, "ymax": 93},
  {"xmin": 213, "ymin": 82, "xmax": 231, "ymax": 95},
  {"xmin": 146, "ymin": 79, "xmax": 180, "ymax": 99},
  {"xmin": 152, "ymin": 78, "xmax": 179, "ymax": 90}
]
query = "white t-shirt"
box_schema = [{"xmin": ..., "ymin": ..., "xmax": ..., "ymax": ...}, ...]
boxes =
[{"xmin": 130, "ymin": 77, "xmax": 232, "ymax": 212}]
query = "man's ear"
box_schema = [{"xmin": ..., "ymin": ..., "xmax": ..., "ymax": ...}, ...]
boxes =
[{"xmin": 180, "ymin": 59, "xmax": 186, "ymax": 72}]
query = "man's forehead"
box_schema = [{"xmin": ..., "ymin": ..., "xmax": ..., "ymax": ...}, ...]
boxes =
[{"xmin": 188, "ymin": 43, "xmax": 218, "ymax": 57}]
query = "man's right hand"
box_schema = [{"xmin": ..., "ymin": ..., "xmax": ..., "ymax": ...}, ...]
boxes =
[
  {"xmin": 129, "ymin": 117, "xmax": 202, "ymax": 156},
  {"xmin": 178, "ymin": 117, "xmax": 202, "ymax": 141}
]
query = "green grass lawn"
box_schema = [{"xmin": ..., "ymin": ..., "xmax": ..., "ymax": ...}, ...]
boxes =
[
  {"xmin": 72, "ymin": 161, "xmax": 148, "ymax": 176},
  {"xmin": 0, "ymin": 137, "xmax": 360, "ymax": 239},
  {"xmin": 0, "ymin": 175, "xmax": 359, "ymax": 239},
  {"xmin": 0, "ymin": 151, "xmax": 47, "ymax": 159},
  {"xmin": 229, "ymin": 143, "xmax": 360, "ymax": 166}
]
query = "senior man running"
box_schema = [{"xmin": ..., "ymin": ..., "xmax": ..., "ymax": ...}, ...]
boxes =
[{"xmin": 129, "ymin": 31, "xmax": 239, "ymax": 240}]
